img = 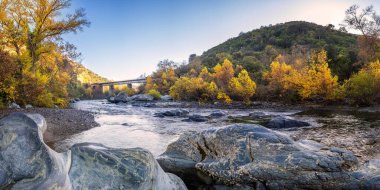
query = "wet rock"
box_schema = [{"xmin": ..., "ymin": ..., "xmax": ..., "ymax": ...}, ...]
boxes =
[
  {"xmin": 131, "ymin": 94, "xmax": 154, "ymax": 101},
  {"xmin": 74, "ymin": 98, "xmax": 80, "ymax": 102},
  {"xmin": 25, "ymin": 104, "xmax": 33, "ymax": 109},
  {"xmin": 69, "ymin": 143, "xmax": 187, "ymax": 190},
  {"xmin": 8, "ymin": 102, "xmax": 20, "ymax": 109},
  {"xmin": 157, "ymin": 124, "xmax": 376, "ymax": 189},
  {"xmin": 266, "ymin": 116, "xmax": 310, "ymax": 129},
  {"xmin": 0, "ymin": 113, "xmax": 71, "ymax": 189},
  {"xmin": 208, "ymin": 111, "xmax": 226, "ymax": 118},
  {"xmin": 70, "ymin": 99, "xmax": 76, "ymax": 103},
  {"xmin": 0, "ymin": 113, "xmax": 187, "ymax": 190},
  {"xmin": 248, "ymin": 111, "xmax": 267, "ymax": 119},
  {"xmin": 114, "ymin": 92, "xmax": 131, "ymax": 103},
  {"xmin": 161, "ymin": 95, "xmax": 173, "ymax": 101},
  {"xmin": 154, "ymin": 109, "xmax": 189, "ymax": 117},
  {"xmin": 183, "ymin": 115, "xmax": 208, "ymax": 122}
]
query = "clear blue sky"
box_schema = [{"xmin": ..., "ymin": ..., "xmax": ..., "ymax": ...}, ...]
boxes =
[{"xmin": 64, "ymin": 0, "xmax": 380, "ymax": 80}]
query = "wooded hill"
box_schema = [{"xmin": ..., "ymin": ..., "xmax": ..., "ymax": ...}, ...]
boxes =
[{"xmin": 199, "ymin": 21, "xmax": 359, "ymax": 81}]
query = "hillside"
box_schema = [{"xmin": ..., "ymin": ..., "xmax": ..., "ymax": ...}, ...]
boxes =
[
  {"xmin": 200, "ymin": 21, "xmax": 359, "ymax": 80},
  {"xmin": 72, "ymin": 62, "xmax": 109, "ymax": 84}
]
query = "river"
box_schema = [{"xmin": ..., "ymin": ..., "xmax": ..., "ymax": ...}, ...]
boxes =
[{"xmin": 50, "ymin": 99, "xmax": 380, "ymax": 160}]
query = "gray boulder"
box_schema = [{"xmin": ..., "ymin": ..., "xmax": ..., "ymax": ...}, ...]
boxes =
[
  {"xmin": 266, "ymin": 116, "xmax": 310, "ymax": 129},
  {"xmin": 69, "ymin": 143, "xmax": 187, "ymax": 190},
  {"xmin": 0, "ymin": 113, "xmax": 187, "ymax": 190},
  {"xmin": 131, "ymin": 94, "xmax": 154, "ymax": 101},
  {"xmin": 183, "ymin": 115, "xmax": 208, "ymax": 122},
  {"xmin": 154, "ymin": 109, "xmax": 189, "ymax": 118},
  {"xmin": 8, "ymin": 102, "xmax": 20, "ymax": 109},
  {"xmin": 0, "ymin": 113, "xmax": 71, "ymax": 189},
  {"xmin": 114, "ymin": 91, "xmax": 131, "ymax": 103},
  {"xmin": 249, "ymin": 111, "xmax": 267, "ymax": 119},
  {"xmin": 208, "ymin": 111, "xmax": 226, "ymax": 118},
  {"xmin": 157, "ymin": 124, "xmax": 378, "ymax": 189},
  {"xmin": 161, "ymin": 95, "xmax": 173, "ymax": 101}
]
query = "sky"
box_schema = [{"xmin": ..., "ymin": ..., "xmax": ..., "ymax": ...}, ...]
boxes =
[{"xmin": 63, "ymin": 0, "xmax": 380, "ymax": 81}]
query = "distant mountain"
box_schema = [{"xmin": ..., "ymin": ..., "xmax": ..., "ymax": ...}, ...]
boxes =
[{"xmin": 200, "ymin": 21, "xmax": 359, "ymax": 80}]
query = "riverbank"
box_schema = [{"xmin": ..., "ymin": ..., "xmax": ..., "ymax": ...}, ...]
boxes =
[{"xmin": 0, "ymin": 108, "xmax": 99, "ymax": 144}]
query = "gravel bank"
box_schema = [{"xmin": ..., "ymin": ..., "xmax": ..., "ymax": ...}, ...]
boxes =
[{"xmin": 0, "ymin": 108, "xmax": 99, "ymax": 144}]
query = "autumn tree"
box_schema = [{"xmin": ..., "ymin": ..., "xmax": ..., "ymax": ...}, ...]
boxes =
[
  {"xmin": 300, "ymin": 50, "xmax": 340, "ymax": 100},
  {"xmin": 344, "ymin": 5, "xmax": 380, "ymax": 62},
  {"xmin": 0, "ymin": 0, "xmax": 89, "ymax": 107},
  {"xmin": 229, "ymin": 69, "xmax": 256, "ymax": 103},
  {"xmin": 213, "ymin": 59, "xmax": 235, "ymax": 90}
]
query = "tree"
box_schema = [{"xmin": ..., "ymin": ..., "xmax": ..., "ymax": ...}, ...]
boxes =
[
  {"xmin": 344, "ymin": 4, "xmax": 380, "ymax": 62},
  {"xmin": 0, "ymin": 0, "xmax": 89, "ymax": 107},
  {"xmin": 229, "ymin": 69, "xmax": 256, "ymax": 103},
  {"xmin": 300, "ymin": 50, "xmax": 339, "ymax": 100},
  {"xmin": 213, "ymin": 59, "xmax": 235, "ymax": 90}
]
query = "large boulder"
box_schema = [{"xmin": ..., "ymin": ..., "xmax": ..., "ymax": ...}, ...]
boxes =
[
  {"xmin": 266, "ymin": 116, "xmax": 310, "ymax": 129},
  {"xmin": 114, "ymin": 92, "xmax": 131, "ymax": 103},
  {"xmin": 131, "ymin": 94, "xmax": 154, "ymax": 101},
  {"xmin": 0, "ymin": 113, "xmax": 187, "ymax": 190},
  {"xmin": 69, "ymin": 143, "xmax": 187, "ymax": 190},
  {"xmin": 0, "ymin": 113, "xmax": 71, "ymax": 189},
  {"xmin": 157, "ymin": 124, "xmax": 379, "ymax": 189}
]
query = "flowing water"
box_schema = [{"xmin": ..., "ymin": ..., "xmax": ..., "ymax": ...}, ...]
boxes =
[{"xmin": 51, "ymin": 100, "xmax": 380, "ymax": 160}]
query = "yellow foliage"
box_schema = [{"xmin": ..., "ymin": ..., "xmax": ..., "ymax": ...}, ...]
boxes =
[
  {"xmin": 229, "ymin": 69, "xmax": 256, "ymax": 103},
  {"xmin": 214, "ymin": 59, "xmax": 235, "ymax": 90},
  {"xmin": 344, "ymin": 60, "xmax": 380, "ymax": 104},
  {"xmin": 169, "ymin": 77, "xmax": 208, "ymax": 101},
  {"xmin": 199, "ymin": 67, "xmax": 213, "ymax": 82},
  {"xmin": 217, "ymin": 92, "xmax": 232, "ymax": 104},
  {"xmin": 264, "ymin": 50, "xmax": 340, "ymax": 101},
  {"xmin": 146, "ymin": 89, "xmax": 161, "ymax": 100}
]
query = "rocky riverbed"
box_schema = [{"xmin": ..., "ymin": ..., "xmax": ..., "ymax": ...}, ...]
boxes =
[{"xmin": 0, "ymin": 99, "xmax": 379, "ymax": 189}]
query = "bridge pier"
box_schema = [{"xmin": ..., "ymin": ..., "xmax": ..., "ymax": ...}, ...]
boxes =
[
  {"xmin": 127, "ymin": 83, "xmax": 132, "ymax": 89},
  {"xmin": 92, "ymin": 85, "xmax": 104, "ymax": 99},
  {"xmin": 109, "ymin": 85, "xmax": 115, "ymax": 96}
]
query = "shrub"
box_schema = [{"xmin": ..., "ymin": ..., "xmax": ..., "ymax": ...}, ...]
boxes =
[
  {"xmin": 344, "ymin": 60, "xmax": 380, "ymax": 105},
  {"xmin": 147, "ymin": 89, "xmax": 161, "ymax": 100}
]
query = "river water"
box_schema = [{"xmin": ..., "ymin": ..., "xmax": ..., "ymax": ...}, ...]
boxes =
[{"xmin": 51, "ymin": 100, "xmax": 380, "ymax": 160}]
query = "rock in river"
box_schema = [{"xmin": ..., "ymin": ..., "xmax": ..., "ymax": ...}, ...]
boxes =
[
  {"xmin": 182, "ymin": 114, "xmax": 208, "ymax": 122},
  {"xmin": 157, "ymin": 124, "xmax": 379, "ymax": 189},
  {"xmin": 0, "ymin": 113, "xmax": 187, "ymax": 190},
  {"xmin": 131, "ymin": 94, "xmax": 154, "ymax": 101},
  {"xmin": 154, "ymin": 109, "xmax": 189, "ymax": 118},
  {"xmin": 266, "ymin": 116, "xmax": 310, "ymax": 129},
  {"xmin": 208, "ymin": 110, "xmax": 227, "ymax": 118}
]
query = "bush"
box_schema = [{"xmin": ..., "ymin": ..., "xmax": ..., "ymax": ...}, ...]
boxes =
[
  {"xmin": 146, "ymin": 89, "xmax": 161, "ymax": 100},
  {"xmin": 344, "ymin": 60, "xmax": 380, "ymax": 105}
]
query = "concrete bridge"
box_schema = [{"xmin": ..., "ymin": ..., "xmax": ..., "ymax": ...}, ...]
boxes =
[{"xmin": 90, "ymin": 78, "xmax": 147, "ymax": 98}]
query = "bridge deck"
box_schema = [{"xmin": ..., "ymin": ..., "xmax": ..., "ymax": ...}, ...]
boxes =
[{"xmin": 92, "ymin": 78, "xmax": 146, "ymax": 86}]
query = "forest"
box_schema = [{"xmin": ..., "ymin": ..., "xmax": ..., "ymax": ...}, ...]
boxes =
[
  {"xmin": 0, "ymin": 0, "xmax": 106, "ymax": 108},
  {"xmin": 145, "ymin": 5, "xmax": 380, "ymax": 106}
]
